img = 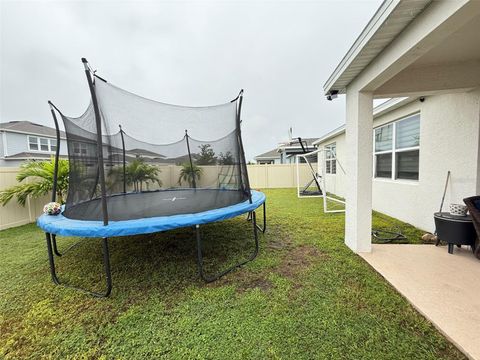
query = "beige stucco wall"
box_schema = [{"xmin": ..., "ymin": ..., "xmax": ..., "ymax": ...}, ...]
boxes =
[
  {"xmin": 0, "ymin": 164, "xmax": 312, "ymax": 230},
  {"xmin": 317, "ymin": 90, "xmax": 480, "ymax": 231}
]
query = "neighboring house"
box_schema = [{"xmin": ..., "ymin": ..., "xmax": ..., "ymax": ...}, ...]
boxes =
[
  {"xmin": 109, "ymin": 147, "xmax": 167, "ymax": 165},
  {"xmin": 254, "ymin": 148, "xmax": 281, "ymax": 164},
  {"xmin": 254, "ymin": 137, "xmax": 318, "ymax": 164},
  {"xmin": 0, "ymin": 121, "xmax": 170, "ymax": 168},
  {"xmin": 277, "ymin": 137, "xmax": 318, "ymax": 164},
  {"xmin": 0, "ymin": 121, "xmax": 68, "ymax": 167},
  {"xmin": 322, "ymin": 0, "xmax": 480, "ymax": 253}
]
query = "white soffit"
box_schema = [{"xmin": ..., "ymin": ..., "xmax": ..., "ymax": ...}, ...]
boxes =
[{"xmin": 324, "ymin": 0, "xmax": 432, "ymax": 95}]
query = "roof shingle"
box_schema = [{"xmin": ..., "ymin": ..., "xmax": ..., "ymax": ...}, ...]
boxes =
[
  {"xmin": 254, "ymin": 148, "xmax": 281, "ymax": 159},
  {"xmin": 0, "ymin": 121, "xmax": 65, "ymax": 138}
]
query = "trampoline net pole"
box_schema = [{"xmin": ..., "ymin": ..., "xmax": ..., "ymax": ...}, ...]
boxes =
[
  {"xmin": 119, "ymin": 125, "xmax": 126, "ymax": 194},
  {"xmin": 235, "ymin": 90, "xmax": 252, "ymax": 203},
  {"xmin": 185, "ymin": 130, "xmax": 197, "ymax": 189},
  {"xmin": 48, "ymin": 101, "xmax": 61, "ymax": 203},
  {"xmin": 82, "ymin": 58, "xmax": 109, "ymax": 225}
]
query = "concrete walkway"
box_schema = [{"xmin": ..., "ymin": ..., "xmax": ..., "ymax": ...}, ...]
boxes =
[{"xmin": 360, "ymin": 244, "xmax": 480, "ymax": 360}]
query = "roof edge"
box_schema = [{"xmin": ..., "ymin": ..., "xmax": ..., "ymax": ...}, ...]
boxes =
[
  {"xmin": 254, "ymin": 155, "xmax": 281, "ymax": 160},
  {"xmin": 0, "ymin": 128, "xmax": 67, "ymax": 139},
  {"xmin": 312, "ymin": 125, "xmax": 346, "ymax": 145},
  {"xmin": 373, "ymin": 96, "xmax": 417, "ymax": 117},
  {"xmin": 323, "ymin": 0, "xmax": 401, "ymax": 95}
]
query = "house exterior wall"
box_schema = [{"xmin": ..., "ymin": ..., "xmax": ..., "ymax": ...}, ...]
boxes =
[
  {"xmin": 0, "ymin": 159, "xmax": 18, "ymax": 167},
  {"xmin": 285, "ymin": 156, "xmax": 295, "ymax": 164},
  {"xmin": 256, "ymin": 158, "xmax": 281, "ymax": 165},
  {"xmin": 318, "ymin": 132, "xmax": 347, "ymax": 198},
  {"xmin": 317, "ymin": 90, "xmax": 480, "ymax": 231},
  {"xmin": 0, "ymin": 132, "xmax": 4, "ymax": 157},
  {"xmin": 5, "ymin": 132, "xmax": 27, "ymax": 156},
  {"xmin": 0, "ymin": 132, "xmax": 68, "ymax": 167},
  {"xmin": 6, "ymin": 132, "xmax": 68, "ymax": 156}
]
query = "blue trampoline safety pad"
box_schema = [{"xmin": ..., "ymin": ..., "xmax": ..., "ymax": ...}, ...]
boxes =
[{"xmin": 37, "ymin": 190, "xmax": 266, "ymax": 238}]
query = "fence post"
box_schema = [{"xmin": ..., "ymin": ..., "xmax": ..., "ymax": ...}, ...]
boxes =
[
  {"xmin": 26, "ymin": 177, "xmax": 34, "ymax": 222},
  {"xmin": 263, "ymin": 165, "xmax": 267, "ymax": 188}
]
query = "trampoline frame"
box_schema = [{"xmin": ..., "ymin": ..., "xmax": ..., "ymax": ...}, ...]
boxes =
[
  {"xmin": 44, "ymin": 202, "xmax": 266, "ymax": 297},
  {"xmin": 42, "ymin": 58, "xmax": 264, "ymax": 297}
]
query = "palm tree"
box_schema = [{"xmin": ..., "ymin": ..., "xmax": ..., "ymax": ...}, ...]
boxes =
[
  {"xmin": 124, "ymin": 158, "xmax": 162, "ymax": 192},
  {"xmin": 178, "ymin": 162, "xmax": 202, "ymax": 187},
  {"xmin": 0, "ymin": 158, "xmax": 69, "ymax": 206}
]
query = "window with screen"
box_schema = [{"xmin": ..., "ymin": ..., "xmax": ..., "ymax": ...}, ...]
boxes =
[
  {"xmin": 50, "ymin": 139, "xmax": 57, "ymax": 152},
  {"xmin": 73, "ymin": 142, "xmax": 88, "ymax": 155},
  {"xmin": 325, "ymin": 143, "xmax": 336, "ymax": 174},
  {"xmin": 28, "ymin": 136, "xmax": 58, "ymax": 152},
  {"xmin": 40, "ymin": 138, "xmax": 49, "ymax": 151},
  {"xmin": 374, "ymin": 113, "xmax": 420, "ymax": 180},
  {"xmin": 28, "ymin": 136, "xmax": 39, "ymax": 151}
]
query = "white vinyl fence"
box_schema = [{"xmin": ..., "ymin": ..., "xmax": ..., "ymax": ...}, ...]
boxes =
[
  {"xmin": 0, "ymin": 167, "xmax": 50, "ymax": 230},
  {"xmin": 0, "ymin": 164, "xmax": 313, "ymax": 230}
]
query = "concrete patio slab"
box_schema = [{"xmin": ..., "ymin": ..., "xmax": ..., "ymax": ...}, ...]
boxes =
[{"xmin": 360, "ymin": 244, "xmax": 480, "ymax": 360}]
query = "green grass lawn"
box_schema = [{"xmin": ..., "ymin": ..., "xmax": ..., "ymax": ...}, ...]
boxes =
[{"xmin": 0, "ymin": 188, "xmax": 464, "ymax": 359}]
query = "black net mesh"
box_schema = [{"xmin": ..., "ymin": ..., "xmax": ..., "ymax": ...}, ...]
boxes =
[{"xmin": 59, "ymin": 76, "xmax": 250, "ymax": 221}]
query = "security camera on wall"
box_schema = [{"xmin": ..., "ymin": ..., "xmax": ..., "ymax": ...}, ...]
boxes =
[{"xmin": 326, "ymin": 91, "xmax": 338, "ymax": 101}]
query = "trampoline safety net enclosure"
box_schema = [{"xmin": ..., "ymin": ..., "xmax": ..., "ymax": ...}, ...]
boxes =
[
  {"xmin": 39, "ymin": 59, "xmax": 266, "ymax": 295},
  {"xmin": 58, "ymin": 62, "xmax": 251, "ymax": 222}
]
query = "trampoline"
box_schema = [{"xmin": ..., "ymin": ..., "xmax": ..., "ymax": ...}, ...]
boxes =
[
  {"xmin": 37, "ymin": 58, "xmax": 266, "ymax": 297},
  {"xmin": 38, "ymin": 190, "xmax": 265, "ymax": 238}
]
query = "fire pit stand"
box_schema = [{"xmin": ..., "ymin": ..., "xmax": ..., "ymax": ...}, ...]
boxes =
[{"xmin": 434, "ymin": 212, "xmax": 476, "ymax": 254}]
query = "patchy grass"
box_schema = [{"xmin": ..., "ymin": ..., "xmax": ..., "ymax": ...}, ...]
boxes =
[{"xmin": 0, "ymin": 188, "xmax": 464, "ymax": 359}]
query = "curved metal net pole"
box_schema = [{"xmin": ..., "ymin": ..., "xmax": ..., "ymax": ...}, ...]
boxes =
[
  {"xmin": 184, "ymin": 130, "xmax": 197, "ymax": 189},
  {"xmin": 46, "ymin": 102, "xmax": 65, "ymax": 256},
  {"xmin": 81, "ymin": 58, "xmax": 109, "ymax": 226},
  {"xmin": 119, "ymin": 125, "xmax": 127, "ymax": 193},
  {"xmin": 235, "ymin": 90, "xmax": 252, "ymax": 203}
]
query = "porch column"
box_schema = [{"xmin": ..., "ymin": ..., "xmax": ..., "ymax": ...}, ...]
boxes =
[
  {"xmin": 477, "ymin": 107, "xmax": 480, "ymax": 195},
  {"xmin": 345, "ymin": 89, "xmax": 373, "ymax": 252}
]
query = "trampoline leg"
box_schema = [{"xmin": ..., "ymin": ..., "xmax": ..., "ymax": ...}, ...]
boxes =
[
  {"xmin": 45, "ymin": 233, "xmax": 112, "ymax": 297},
  {"xmin": 52, "ymin": 234, "xmax": 62, "ymax": 257},
  {"xmin": 247, "ymin": 202, "xmax": 266, "ymax": 234},
  {"xmin": 195, "ymin": 212, "xmax": 259, "ymax": 283},
  {"xmin": 46, "ymin": 233, "xmax": 61, "ymax": 285},
  {"xmin": 257, "ymin": 202, "xmax": 266, "ymax": 233}
]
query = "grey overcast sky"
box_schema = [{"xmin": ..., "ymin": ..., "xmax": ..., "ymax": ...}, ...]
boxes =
[{"xmin": 0, "ymin": 0, "xmax": 382, "ymax": 160}]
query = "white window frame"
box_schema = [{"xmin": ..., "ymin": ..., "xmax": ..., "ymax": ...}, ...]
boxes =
[
  {"xmin": 27, "ymin": 135, "xmax": 57, "ymax": 152},
  {"xmin": 28, "ymin": 136, "xmax": 39, "ymax": 151},
  {"xmin": 373, "ymin": 113, "xmax": 420, "ymax": 181},
  {"xmin": 324, "ymin": 142, "xmax": 336, "ymax": 174},
  {"xmin": 73, "ymin": 142, "xmax": 88, "ymax": 155},
  {"xmin": 39, "ymin": 137, "xmax": 49, "ymax": 152},
  {"xmin": 50, "ymin": 138, "xmax": 58, "ymax": 152}
]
